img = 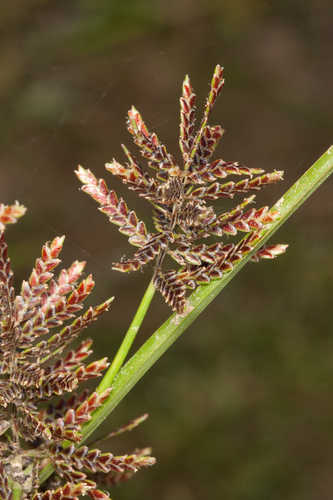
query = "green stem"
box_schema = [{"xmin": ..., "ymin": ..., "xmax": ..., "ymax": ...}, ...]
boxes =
[
  {"xmin": 11, "ymin": 481, "xmax": 22, "ymax": 500},
  {"xmin": 39, "ymin": 146, "xmax": 333, "ymax": 485},
  {"xmin": 81, "ymin": 145, "xmax": 333, "ymax": 442},
  {"xmin": 98, "ymin": 279, "xmax": 156, "ymax": 392}
]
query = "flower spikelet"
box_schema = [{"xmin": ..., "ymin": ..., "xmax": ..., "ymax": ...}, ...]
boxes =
[
  {"xmin": 0, "ymin": 207, "xmax": 155, "ymax": 498},
  {"xmin": 0, "ymin": 201, "xmax": 26, "ymax": 230},
  {"xmin": 76, "ymin": 65, "xmax": 287, "ymax": 314}
]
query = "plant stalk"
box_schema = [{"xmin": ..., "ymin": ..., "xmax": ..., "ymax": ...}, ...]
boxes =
[{"xmin": 98, "ymin": 279, "xmax": 156, "ymax": 392}]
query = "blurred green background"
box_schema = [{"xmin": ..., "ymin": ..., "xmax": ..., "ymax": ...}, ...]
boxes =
[{"xmin": 1, "ymin": 1, "xmax": 333, "ymax": 498}]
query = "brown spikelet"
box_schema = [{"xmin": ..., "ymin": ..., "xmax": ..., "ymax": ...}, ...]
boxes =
[
  {"xmin": 77, "ymin": 64, "xmax": 287, "ymax": 314},
  {"xmin": 153, "ymin": 271, "xmax": 186, "ymax": 314}
]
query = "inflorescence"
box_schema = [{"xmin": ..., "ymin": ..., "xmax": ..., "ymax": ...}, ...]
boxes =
[
  {"xmin": 77, "ymin": 65, "xmax": 287, "ymax": 313},
  {"xmin": 0, "ymin": 204, "xmax": 155, "ymax": 499}
]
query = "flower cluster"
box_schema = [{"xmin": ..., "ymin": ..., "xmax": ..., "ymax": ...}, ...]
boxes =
[
  {"xmin": 77, "ymin": 65, "xmax": 287, "ymax": 313},
  {"xmin": 0, "ymin": 205, "xmax": 155, "ymax": 499}
]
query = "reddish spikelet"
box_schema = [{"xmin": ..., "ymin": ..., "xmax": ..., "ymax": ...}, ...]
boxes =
[
  {"xmin": 27, "ymin": 235, "xmax": 65, "ymax": 294},
  {"xmin": 193, "ymin": 125, "xmax": 224, "ymax": 167},
  {"xmin": 179, "ymin": 74, "xmax": 196, "ymax": 160},
  {"xmin": 127, "ymin": 106, "xmax": 175, "ymax": 172},
  {"xmin": 153, "ymin": 271, "xmax": 186, "ymax": 314},
  {"xmin": 75, "ymin": 389, "xmax": 111, "ymax": 425},
  {"xmin": 189, "ymin": 171, "xmax": 284, "ymax": 201},
  {"xmin": 53, "ymin": 339, "xmax": 94, "ymax": 372},
  {"xmin": 0, "ymin": 210, "xmax": 155, "ymax": 497},
  {"xmin": 251, "ymin": 243, "xmax": 289, "ymax": 262},
  {"xmin": 207, "ymin": 65, "xmax": 224, "ymax": 110},
  {"xmin": 95, "ymin": 448, "xmax": 155, "ymax": 486},
  {"xmin": 43, "ymin": 389, "xmax": 90, "ymax": 422},
  {"xmin": 188, "ymin": 160, "xmax": 264, "ymax": 185},
  {"xmin": 0, "ymin": 231, "xmax": 15, "ymax": 330},
  {"xmin": 58, "ymin": 446, "xmax": 156, "ymax": 488},
  {"xmin": 0, "ymin": 201, "xmax": 26, "ymax": 230},
  {"xmin": 32, "ymin": 481, "xmax": 96, "ymax": 500},
  {"xmin": 22, "ymin": 297, "xmax": 114, "ymax": 364},
  {"xmin": 106, "ymin": 145, "xmax": 158, "ymax": 201},
  {"xmin": 75, "ymin": 357, "xmax": 109, "ymax": 382},
  {"xmin": 76, "ymin": 165, "xmax": 149, "ymax": 248},
  {"xmin": 77, "ymin": 65, "xmax": 287, "ymax": 313},
  {"xmin": 88, "ymin": 489, "xmax": 111, "ymax": 500}
]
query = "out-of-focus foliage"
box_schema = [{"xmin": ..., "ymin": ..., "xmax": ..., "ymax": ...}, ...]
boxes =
[{"xmin": 1, "ymin": 1, "xmax": 332, "ymax": 499}]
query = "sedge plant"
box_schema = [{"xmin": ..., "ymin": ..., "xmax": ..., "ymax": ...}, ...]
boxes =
[{"xmin": 1, "ymin": 65, "xmax": 333, "ymax": 498}]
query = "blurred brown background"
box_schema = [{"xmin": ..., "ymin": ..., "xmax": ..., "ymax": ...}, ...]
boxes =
[{"xmin": 1, "ymin": 1, "xmax": 333, "ymax": 499}]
